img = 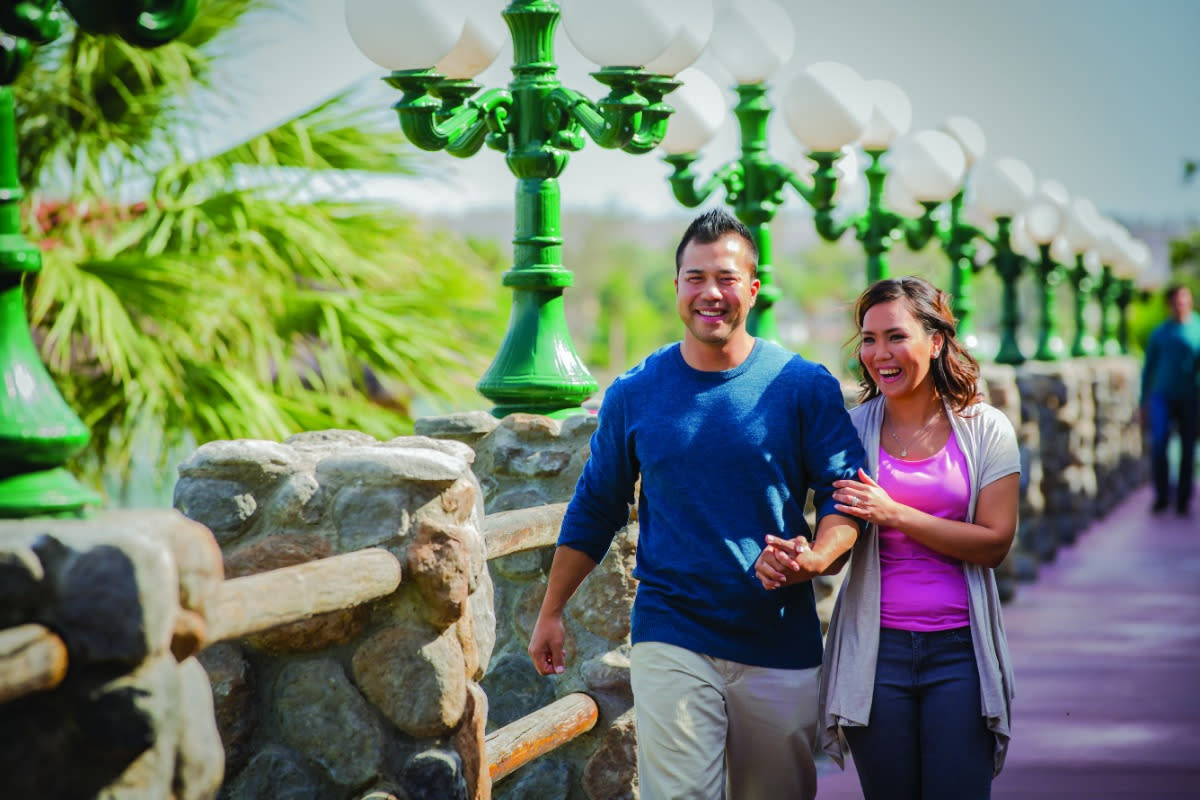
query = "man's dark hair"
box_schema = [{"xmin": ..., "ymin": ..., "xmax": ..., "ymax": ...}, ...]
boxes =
[
  {"xmin": 1165, "ymin": 284, "xmax": 1187, "ymax": 303},
  {"xmin": 674, "ymin": 208, "xmax": 759, "ymax": 278}
]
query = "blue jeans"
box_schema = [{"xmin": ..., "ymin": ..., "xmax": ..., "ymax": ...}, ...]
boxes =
[
  {"xmin": 1148, "ymin": 392, "xmax": 1198, "ymax": 511},
  {"xmin": 843, "ymin": 627, "xmax": 994, "ymax": 800}
]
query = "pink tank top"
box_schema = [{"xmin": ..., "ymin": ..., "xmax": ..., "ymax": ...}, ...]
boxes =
[{"xmin": 877, "ymin": 430, "xmax": 972, "ymax": 631}]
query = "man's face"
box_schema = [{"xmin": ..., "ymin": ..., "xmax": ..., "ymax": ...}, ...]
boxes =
[
  {"xmin": 674, "ymin": 233, "xmax": 760, "ymax": 347},
  {"xmin": 1169, "ymin": 288, "xmax": 1194, "ymax": 322}
]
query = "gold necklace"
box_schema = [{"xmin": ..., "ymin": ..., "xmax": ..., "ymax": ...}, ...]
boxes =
[{"xmin": 887, "ymin": 405, "xmax": 943, "ymax": 458}]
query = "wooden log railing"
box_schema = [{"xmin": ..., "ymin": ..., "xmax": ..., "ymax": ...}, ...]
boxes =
[
  {"xmin": 483, "ymin": 502, "xmax": 567, "ymax": 560},
  {"xmin": 0, "ymin": 624, "xmax": 68, "ymax": 703},
  {"xmin": 205, "ymin": 547, "xmax": 402, "ymax": 643},
  {"xmin": 485, "ymin": 692, "xmax": 599, "ymax": 783},
  {"xmin": 480, "ymin": 503, "xmax": 602, "ymax": 787},
  {"xmin": 0, "ymin": 547, "xmax": 402, "ymax": 704}
]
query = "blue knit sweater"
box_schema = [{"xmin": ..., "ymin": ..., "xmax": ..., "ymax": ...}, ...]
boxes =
[{"xmin": 559, "ymin": 340, "xmax": 866, "ymax": 669}]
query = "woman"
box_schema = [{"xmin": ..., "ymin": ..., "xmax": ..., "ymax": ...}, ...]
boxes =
[{"xmin": 755, "ymin": 277, "xmax": 1020, "ymax": 800}]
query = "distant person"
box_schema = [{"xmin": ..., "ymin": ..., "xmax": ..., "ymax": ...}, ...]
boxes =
[
  {"xmin": 528, "ymin": 208, "xmax": 864, "ymax": 800},
  {"xmin": 757, "ymin": 277, "xmax": 1020, "ymax": 800},
  {"xmin": 1141, "ymin": 284, "xmax": 1200, "ymax": 516}
]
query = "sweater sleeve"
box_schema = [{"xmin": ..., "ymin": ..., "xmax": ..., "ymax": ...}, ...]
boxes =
[
  {"xmin": 803, "ymin": 367, "xmax": 867, "ymax": 523},
  {"xmin": 557, "ymin": 380, "xmax": 639, "ymax": 563}
]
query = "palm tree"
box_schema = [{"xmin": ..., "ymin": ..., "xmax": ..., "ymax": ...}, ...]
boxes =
[{"xmin": 16, "ymin": 0, "xmax": 505, "ymax": 487}]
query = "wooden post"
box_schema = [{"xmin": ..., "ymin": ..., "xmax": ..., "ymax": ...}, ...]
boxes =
[
  {"xmin": 485, "ymin": 692, "xmax": 599, "ymax": 784},
  {"xmin": 483, "ymin": 503, "xmax": 567, "ymax": 560},
  {"xmin": 0, "ymin": 624, "xmax": 68, "ymax": 703},
  {"xmin": 205, "ymin": 548, "xmax": 402, "ymax": 644}
]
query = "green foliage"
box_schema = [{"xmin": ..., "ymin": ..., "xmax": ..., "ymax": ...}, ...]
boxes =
[
  {"xmin": 561, "ymin": 212, "xmax": 679, "ymax": 383},
  {"xmin": 1168, "ymin": 229, "xmax": 1200, "ymax": 293},
  {"xmin": 17, "ymin": 1, "xmax": 505, "ymax": 486}
]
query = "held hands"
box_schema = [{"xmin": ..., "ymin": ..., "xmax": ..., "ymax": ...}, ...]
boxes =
[
  {"xmin": 754, "ymin": 534, "xmax": 823, "ymax": 590},
  {"xmin": 833, "ymin": 467, "xmax": 898, "ymax": 527}
]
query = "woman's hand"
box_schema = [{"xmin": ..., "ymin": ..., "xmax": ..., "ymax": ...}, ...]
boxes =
[{"xmin": 833, "ymin": 468, "xmax": 899, "ymax": 527}]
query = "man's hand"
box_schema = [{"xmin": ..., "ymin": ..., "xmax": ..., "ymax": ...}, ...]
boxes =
[
  {"xmin": 526, "ymin": 546, "xmax": 597, "ymax": 675},
  {"xmin": 528, "ymin": 612, "xmax": 567, "ymax": 675}
]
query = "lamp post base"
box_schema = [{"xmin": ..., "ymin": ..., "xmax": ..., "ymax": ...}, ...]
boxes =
[{"xmin": 0, "ymin": 468, "xmax": 100, "ymax": 519}]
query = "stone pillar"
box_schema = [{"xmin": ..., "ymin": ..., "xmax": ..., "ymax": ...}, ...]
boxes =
[
  {"xmin": 1092, "ymin": 356, "xmax": 1143, "ymax": 508},
  {"xmin": 1016, "ymin": 362, "xmax": 1097, "ymax": 558},
  {"xmin": 418, "ymin": 411, "xmax": 638, "ymax": 800},
  {"xmin": 174, "ymin": 432, "xmax": 495, "ymax": 800},
  {"xmin": 0, "ymin": 511, "xmax": 226, "ymax": 799}
]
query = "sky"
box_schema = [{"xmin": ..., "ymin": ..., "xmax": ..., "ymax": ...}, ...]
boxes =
[{"xmin": 214, "ymin": 0, "xmax": 1200, "ymax": 227}]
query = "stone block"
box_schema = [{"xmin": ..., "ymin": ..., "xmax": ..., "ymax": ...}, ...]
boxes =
[
  {"xmin": 353, "ymin": 624, "xmax": 467, "ymax": 738},
  {"xmin": 274, "ymin": 659, "xmax": 386, "ymax": 789}
]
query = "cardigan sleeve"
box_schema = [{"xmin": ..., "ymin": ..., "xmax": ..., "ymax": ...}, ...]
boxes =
[{"xmin": 973, "ymin": 403, "xmax": 1021, "ymax": 489}]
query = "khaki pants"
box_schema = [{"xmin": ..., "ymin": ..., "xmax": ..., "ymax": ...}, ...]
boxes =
[{"xmin": 629, "ymin": 641, "xmax": 819, "ymax": 800}]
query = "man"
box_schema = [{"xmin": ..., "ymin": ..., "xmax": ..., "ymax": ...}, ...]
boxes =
[
  {"xmin": 527, "ymin": 209, "xmax": 865, "ymax": 799},
  {"xmin": 1141, "ymin": 284, "xmax": 1200, "ymax": 516}
]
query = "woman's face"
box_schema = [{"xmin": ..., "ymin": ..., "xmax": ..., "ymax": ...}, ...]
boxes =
[{"xmin": 859, "ymin": 299, "xmax": 944, "ymax": 400}]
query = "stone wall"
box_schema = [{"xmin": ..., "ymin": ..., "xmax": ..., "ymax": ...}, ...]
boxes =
[
  {"xmin": 0, "ymin": 511, "xmax": 226, "ymax": 799},
  {"xmin": 173, "ymin": 431, "xmax": 495, "ymax": 800},
  {"xmin": 1015, "ymin": 357, "xmax": 1143, "ymax": 563}
]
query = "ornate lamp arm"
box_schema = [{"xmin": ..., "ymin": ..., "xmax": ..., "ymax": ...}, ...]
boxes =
[
  {"xmin": 780, "ymin": 165, "xmax": 815, "ymax": 207},
  {"xmin": 992, "ymin": 217, "xmax": 1026, "ymax": 365},
  {"xmin": 549, "ymin": 68, "xmax": 649, "ymax": 151},
  {"xmin": 903, "ymin": 203, "xmax": 940, "ymax": 250},
  {"xmin": 806, "ymin": 151, "xmax": 851, "ymax": 243},
  {"xmin": 386, "ymin": 71, "xmax": 510, "ymax": 155},
  {"xmin": 622, "ymin": 75, "xmax": 681, "ymax": 155},
  {"xmin": 663, "ymin": 155, "xmax": 741, "ymax": 209}
]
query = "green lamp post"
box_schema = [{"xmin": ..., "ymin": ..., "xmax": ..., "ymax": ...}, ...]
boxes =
[
  {"xmin": 345, "ymin": 0, "xmax": 710, "ymax": 417},
  {"xmin": 1116, "ymin": 239, "xmax": 1152, "ymax": 354},
  {"xmin": 810, "ymin": 83, "xmax": 959, "ymax": 286},
  {"xmin": 656, "ymin": 5, "xmax": 873, "ymax": 341},
  {"xmin": 1065, "ymin": 251, "xmax": 1100, "ymax": 357},
  {"xmin": 0, "ymin": 0, "xmax": 197, "ymax": 518},
  {"xmin": 1096, "ymin": 263, "xmax": 1123, "ymax": 355},
  {"xmin": 959, "ymin": 155, "xmax": 1036, "ymax": 362},
  {"xmin": 1093, "ymin": 216, "xmax": 1134, "ymax": 356},
  {"xmin": 1022, "ymin": 187, "xmax": 1070, "ymax": 362},
  {"xmin": 990, "ymin": 216, "xmax": 1028, "ymax": 365},
  {"xmin": 912, "ymin": 116, "xmax": 988, "ymax": 348}
]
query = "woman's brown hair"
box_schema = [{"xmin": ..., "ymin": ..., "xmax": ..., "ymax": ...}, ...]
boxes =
[{"xmin": 850, "ymin": 276, "xmax": 981, "ymax": 413}]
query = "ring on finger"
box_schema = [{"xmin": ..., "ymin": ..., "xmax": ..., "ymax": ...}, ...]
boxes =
[{"xmin": 849, "ymin": 495, "xmax": 859, "ymax": 506}]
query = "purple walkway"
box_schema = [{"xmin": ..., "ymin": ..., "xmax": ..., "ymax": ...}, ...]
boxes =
[{"xmin": 815, "ymin": 485, "xmax": 1200, "ymax": 799}]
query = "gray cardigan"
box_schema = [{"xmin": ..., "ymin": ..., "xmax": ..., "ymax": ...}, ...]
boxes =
[{"xmin": 819, "ymin": 396, "xmax": 1020, "ymax": 775}]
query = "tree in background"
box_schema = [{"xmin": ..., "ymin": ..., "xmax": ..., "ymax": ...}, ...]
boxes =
[{"xmin": 18, "ymin": 0, "xmax": 505, "ymax": 488}]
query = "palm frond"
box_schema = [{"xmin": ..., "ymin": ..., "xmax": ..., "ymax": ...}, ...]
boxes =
[{"xmin": 21, "ymin": 2, "xmax": 508, "ymax": 493}]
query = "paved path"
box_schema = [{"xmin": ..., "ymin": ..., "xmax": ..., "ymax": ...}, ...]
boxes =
[{"xmin": 815, "ymin": 485, "xmax": 1200, "ymax": 799}]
